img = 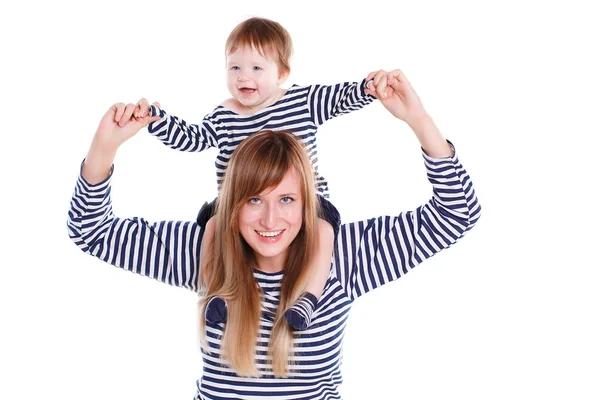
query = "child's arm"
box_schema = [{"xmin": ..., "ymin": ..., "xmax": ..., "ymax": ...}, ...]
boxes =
[
  {"xmin": 307, "ymin": 78, "xmax": 376, "ymax": 126},
  {"xmin": 304, "ymin": 219, "xmax": 335, "ymax": 298},
  {"xmin": 284, "ymin": 218, "xmax": 335, "ymax": 331},
  {"xmin": 135, "ymin": 98, "xmax": 219, "ymax": 153}
]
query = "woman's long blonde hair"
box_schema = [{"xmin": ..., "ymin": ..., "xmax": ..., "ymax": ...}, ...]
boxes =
[{"xmin": 198, "ymin": 130, "xmax": 320, "ymax": 377}]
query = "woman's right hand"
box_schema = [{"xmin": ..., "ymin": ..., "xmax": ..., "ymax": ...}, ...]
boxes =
[
  {"xmin": 94, "ymin": 101, "xmax": 161, "ymax": 151},
  {"xmin": 83, "ymin": 101, "xmax": 161, "ymax": 184},
  {"xmin": 366, "ymin": 71, "xmax": 452, "ymax": 158}
]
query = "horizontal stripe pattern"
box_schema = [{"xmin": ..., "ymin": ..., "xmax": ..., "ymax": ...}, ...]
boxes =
[
  {"xmin": 332, "ymin": 147, "xmax": 481, "ymax": 301},
  {"xmin": 67, "ymin": 145, "xmax": 480, "ymax": 399},
  {"xmin": 147, "ymin": 81, "xmax": 375, "ymax": 198}
]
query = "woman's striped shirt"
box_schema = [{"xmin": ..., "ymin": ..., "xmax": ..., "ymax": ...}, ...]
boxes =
[
  {"xmin": 67, "ymin": 144, "xmax": 481, "ymax": 400},
  {"xmin": 147, "ymin": 80, "xmax": 375, "ymax": 198}
]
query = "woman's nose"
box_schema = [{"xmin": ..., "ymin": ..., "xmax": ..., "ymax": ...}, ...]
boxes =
[{"xmin": 260, "ymin": 205, "xmax": 277, "ymax": 229}]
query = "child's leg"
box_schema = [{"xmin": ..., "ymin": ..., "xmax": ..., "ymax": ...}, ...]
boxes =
[
  {"xmin": 285, "ymin": 218, "xmax": 334, "ymax": 330},
  {"xmin": 201, "ymin": 216, "xmax": 228, "ymax": 324}
]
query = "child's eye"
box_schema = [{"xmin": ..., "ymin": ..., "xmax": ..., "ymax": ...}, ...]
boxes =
[
  {"xmin": 253, "ymin": 66, "xmax": 262, "ymax": 71},
  {"xmin": 231, "ymin": 66, "xmax": 240, "ymax": 70},
  {"xmin": 248, "ymin": 197, "xmax": 261, "ymax": 205},
  {"xmin": 280, "ymin": 196, "xmax": 294, "ymax": 204}
]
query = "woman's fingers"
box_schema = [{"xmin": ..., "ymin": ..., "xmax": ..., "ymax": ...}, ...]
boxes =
[
  {"xmin": 387, "ymin": 69, "xmax": 401, "ymax": 86},
  {"xmin": 377, "ymin": 80, "xmax": 389, "ymax": 100},
  {"xmin": 367, "ymin": 69, "xmax": 414, "ymax": 100},
  {"xmin": 372, "ymin": 70, "xmax": 388, "ymax": 99},
  {"xmin": 135, "ymin": 114, "xmax": 161, "ymax": 125},
  {"xmin": 382, "ymin": 70, "xmax": 401, "ymax": 99},
  {"xmin": 111, "ymin": 99, "xmax": 160, "ymax": 128},
  {"xmin": 389, "ymin": 69, "xmax": 411, "ymax": 94},
  {"xmin": 118, "ymin": 103, "xmax": 137, "ymax": 126},
  {"xmin": 113, "ymin": 102, "xmax": 126, "ymax": 124},
  {"xmin": 390, "ymin": 69, "xmax": 420, "ymax": 103},
  {"xmin": 134, "ymin": 98, "xmax": 150, "ymax": 118}
]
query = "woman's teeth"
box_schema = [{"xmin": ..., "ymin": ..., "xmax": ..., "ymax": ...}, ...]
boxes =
[{"xmin": 257, "ymin": 230, "xmax": 282, "ymax": 237}]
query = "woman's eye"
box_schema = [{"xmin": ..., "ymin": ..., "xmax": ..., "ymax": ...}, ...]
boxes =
[
  {"xmin": 253, "ymin": 66, "xmax": 262, "ymax": 71},
  {"xmin": 281, "ymin": 197, "xmax": 293, "ymax": 204},
  {"xmin": 249, "ymin": 197, "xmax": 261, "ymax": 205}
]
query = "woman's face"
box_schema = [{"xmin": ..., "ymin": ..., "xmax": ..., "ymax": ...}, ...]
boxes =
[{"xmin": 238, "ymin": 168, "xmax": 303, "ymax": 271}]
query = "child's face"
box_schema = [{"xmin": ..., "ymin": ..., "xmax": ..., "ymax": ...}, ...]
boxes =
[{"xmin": 226, "ymin": 46, "xmax": 289, "ymax": 113}]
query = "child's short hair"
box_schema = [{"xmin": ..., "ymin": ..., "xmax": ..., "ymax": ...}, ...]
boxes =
[{"xmin": 225, "ymin": 17, "xmax": 293, "ymax": 74}]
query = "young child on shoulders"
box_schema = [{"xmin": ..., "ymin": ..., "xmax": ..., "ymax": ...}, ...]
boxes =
[{"xmin": 135, "ymin": 17, "xmax": 377, "ymax": 331}]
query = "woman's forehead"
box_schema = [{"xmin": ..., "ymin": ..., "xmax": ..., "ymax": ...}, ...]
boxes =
[{"xmin": 257, "ymin": 168, "xmax": 301, "ymax": 197}]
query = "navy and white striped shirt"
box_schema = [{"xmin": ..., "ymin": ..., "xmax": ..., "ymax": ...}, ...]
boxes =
[
  {"xmin": 147, "ymin": 80, "xmax": 376, "ymax": 198},
  {"xmin": 67, "ymin": 145, "xmax": 481, "ymax": 399}
]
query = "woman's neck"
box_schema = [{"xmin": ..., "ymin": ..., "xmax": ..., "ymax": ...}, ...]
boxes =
[{"xmin": 254, "ymin": 252, "xmax": 287, "ymax": 274}]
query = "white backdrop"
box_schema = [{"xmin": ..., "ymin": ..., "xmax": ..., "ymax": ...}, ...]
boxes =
[{"xmin": 2, "ymin": 0, "xmax": 599, "ymax": 399}]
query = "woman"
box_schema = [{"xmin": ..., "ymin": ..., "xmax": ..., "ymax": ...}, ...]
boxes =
[{"xmin": 67, "ymin": 69, "xmax": 481, "ymax": 399}]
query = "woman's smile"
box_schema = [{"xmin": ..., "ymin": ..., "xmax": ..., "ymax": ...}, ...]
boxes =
[{"xmin": 256, "ymin": 229, "xmax": 285, "ymax": 243}]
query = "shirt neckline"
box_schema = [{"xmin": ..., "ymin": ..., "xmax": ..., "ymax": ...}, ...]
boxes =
[{"xmin": 253, "ymin": 268, "xmax": 284, "ymax": 277}]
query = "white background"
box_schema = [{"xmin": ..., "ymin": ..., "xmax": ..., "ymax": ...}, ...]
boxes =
[{"xmin": 2, "ymin": 0, "xmax": 599, "ymax": 399}]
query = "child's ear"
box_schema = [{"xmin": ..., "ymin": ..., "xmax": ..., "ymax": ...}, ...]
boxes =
[{"xmin": 277, "ymin": 68, "xmax": 290, "ymax": 85}]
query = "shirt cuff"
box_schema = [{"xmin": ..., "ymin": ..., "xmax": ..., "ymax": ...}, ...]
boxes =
[
  {"xmin": 149, "ymin": 104, "xmax": 161, "ymax": 117},
  {"xmin": 360, "ymin": 78, "xmax": 377, "ymax": 100},
  {"xmin": 77, "ymin": 159, "xmax": 114, "ymax": 192},
  {"xmin": 421, "ymin": 140, "xmax": 458, "ymax": 164}
]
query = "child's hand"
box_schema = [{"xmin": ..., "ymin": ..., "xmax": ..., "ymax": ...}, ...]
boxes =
[
  {"xmin": 365, "ymin": 70, "xmax": 395, "ymax": 100},
  {"xmin": 134, "ymin": 98, "xmax": 162, "ymax": 120},
  {"xmin": 365, "ymin": 69, "xmax": 427, "ymax": 125}
]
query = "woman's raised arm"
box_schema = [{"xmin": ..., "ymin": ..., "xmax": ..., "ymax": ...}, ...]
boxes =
[
  {"xmin": 332, "ymin": 70, "xmax": 481, "ymax": 300},
  {"xmin": 68, "ymin": 103, "xmax": 202, "ymax": 292}
]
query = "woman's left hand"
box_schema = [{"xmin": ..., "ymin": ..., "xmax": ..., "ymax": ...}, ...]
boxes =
[{"xmin": 365, "ymin": 69, "xmax": 427, "ymax": 126}]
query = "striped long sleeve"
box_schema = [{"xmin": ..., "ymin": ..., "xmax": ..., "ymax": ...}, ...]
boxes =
[
  {"xmin": 332, "ymin": 144, "xmax": 481, "ymax": 301},
  {"xmin": 145, "ymin": 79, "xmax": 375, "ymax": 197},
  {"xmin": 147, "ymin": 105, "xmax": 219, "ymax": 152},
  {"xmin": 66, "ymin": 142, "xmax": 480, "ymax": 399},
  {"xmin": 66, "ymin": 164, "xmax": 202, "ymax": 292},
  {"xmin": 307, "ymin": 78, "xmax": 375, "ymax": 126}
]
